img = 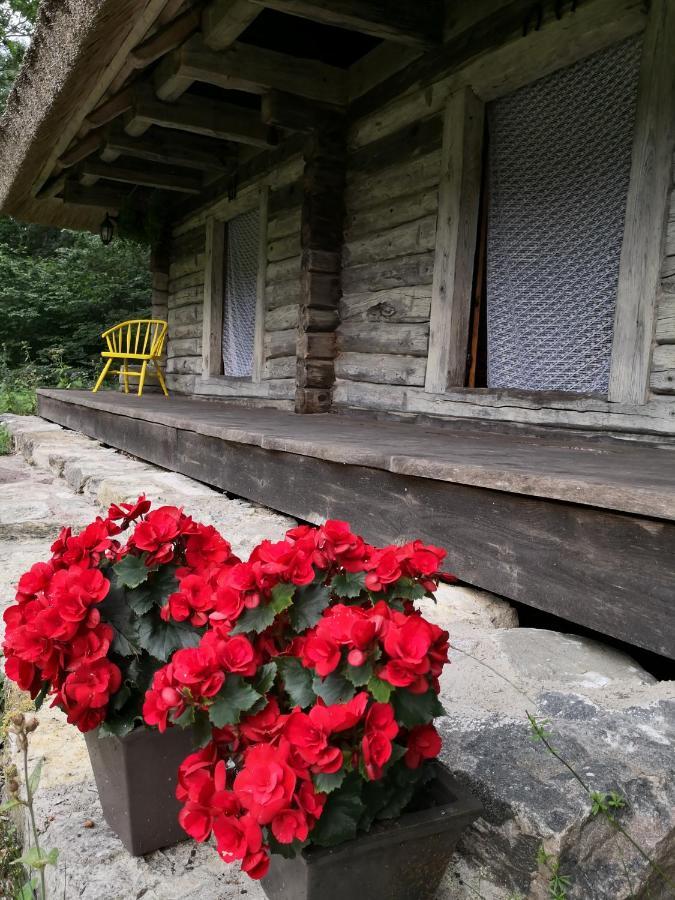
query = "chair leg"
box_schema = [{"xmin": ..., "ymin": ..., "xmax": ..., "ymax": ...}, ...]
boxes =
[
  {"xmin": 122, "ymin": 360, "xmax": 130, "ymax": 394},
  {"xmin": 92, "ymin": 358, "xmax": 113, "ymax": 393},
  {"xmin": 138, "ymin": 361, "xmax": 148, "ymax": 397},
  {"xmin": 153, "ymin": 360, "xmax": 169, "ymax": 398}
]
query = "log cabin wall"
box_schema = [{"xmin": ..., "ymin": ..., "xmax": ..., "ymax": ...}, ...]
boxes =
[{"xmin": 652, "ymin": 155, "xmax": 675, "ymax": 395}]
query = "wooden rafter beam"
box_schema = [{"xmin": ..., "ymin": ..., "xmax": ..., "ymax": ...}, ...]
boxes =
[
  {"xmin": 202, "ymin": 0, "xmax": 261, "ymax": 50},
  {"xmin": 261, "ymin": 90, "xmax": 342, "ymax": 132},
  {"xmin": 59, "ymin": 131, "xmax": 105, "ymax": 168},
  {"xmin": 129, "ymin": 5, "xmax": 202, "ymax": 67},
  {"xmin": 246, "ymin": 0, "xmax": 442, "ymax": 47},
  {"xmin": 85, "ymin": 86, "xmax": 134, "ymax": 129},
  {"xmin": 62, "ymin": 180, "xmax": 130, "ymax": 211},
  {"xmin": 79, "ymin": 159, "xmax": 204, "ymax": 194},
  {"xmin": 155, "ymin": 35, "xmax": 348, "ymax": 105},
  {"xmin": 100, "ymin": 126, "xmax": 238, "ymax": 173},
  {"xmin": 36, "ymin": 174, "xmax": 67, "ymax": 200},
  {"xmin": 125, "ymin": 85, "xmax": 277, "ymax": 148}
]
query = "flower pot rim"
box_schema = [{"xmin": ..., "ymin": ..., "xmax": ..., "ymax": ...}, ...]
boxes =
[{"xmin": 300, "ymin": 761, "xmax": 482, "ymax": 867}]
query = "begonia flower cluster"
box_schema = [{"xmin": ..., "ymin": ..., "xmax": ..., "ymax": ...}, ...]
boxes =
[
  {"xmin": 142, "ymin": 519, "xmax": 452, "ymax": 881},
  {"xmin": 3, "ymin": 498, "xmax": 239, "ymax": 733}
]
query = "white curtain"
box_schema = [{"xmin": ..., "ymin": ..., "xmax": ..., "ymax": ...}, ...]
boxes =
[
  {"xmin": 486, "ymin": 36, "xmax": 642, "ymax": 394},
  {"xmin": 223, "ymin": 207, "xmax": 260, "ymax": 377}
]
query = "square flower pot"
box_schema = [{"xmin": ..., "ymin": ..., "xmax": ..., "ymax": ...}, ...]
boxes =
[
  {"xmin": 84, "ymin": 725, "xmax": 196, "ymax": 856},
  {"xmin": 261, "ymin": 763, "xmax": 482, "ymax": 900}
]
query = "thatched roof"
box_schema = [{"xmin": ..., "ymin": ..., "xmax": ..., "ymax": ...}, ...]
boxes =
[{"xmin": 0, "ymin": 0, "xmax": 165, "ymax": 230}]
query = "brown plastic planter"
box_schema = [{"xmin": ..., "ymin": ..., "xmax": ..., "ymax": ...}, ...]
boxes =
[
  {"xmin": 84, "ymin": 725, "xmax": 196, "ymax": 856},
  {"xmin": 261, "ymin": 763, "xmax": 482, "ymax": 900}
]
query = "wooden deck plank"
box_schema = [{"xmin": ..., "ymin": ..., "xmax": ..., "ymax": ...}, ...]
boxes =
[
  {"xmin": 36, "ymin": 389, "xmax": 675, "ymax": 658},
  {"xmin": 37, "ymin": 389, "xmax": 675, "ymax": 521}
]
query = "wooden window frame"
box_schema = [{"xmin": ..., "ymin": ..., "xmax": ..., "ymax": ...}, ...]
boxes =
[
  {"xmin": 425, "ymin": 0, "xmax": 673, "ymax": 406},
  {"xmin": 201, "ymin": 186, "xmax": 269, "ymax": 384}
]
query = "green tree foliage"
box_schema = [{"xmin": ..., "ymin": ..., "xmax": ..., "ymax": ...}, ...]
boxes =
[
  {"xmin": 0, "ymin": 1, "xmax": 152, "ymax": 408},
  {"xmin": 0, "ymin": 0, "xmax": 39, "ymax": 111},
  {"xmin": 0, "ymin": 218, "xmax": 151, "ymax": 370}
]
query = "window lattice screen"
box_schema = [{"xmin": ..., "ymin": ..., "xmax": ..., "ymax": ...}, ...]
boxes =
[
  {"xmin": 486, "ymin": 36, "xmax": 643, "ymax": 394},
  {"xmin": 223, "ymin": 207, "xmax": 260, "ymax": 377}
]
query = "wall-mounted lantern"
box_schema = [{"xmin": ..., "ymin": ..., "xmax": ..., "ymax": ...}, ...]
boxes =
[{"xmin": 99, "ymin": 212, "xmax": 117, "ymax": 245}]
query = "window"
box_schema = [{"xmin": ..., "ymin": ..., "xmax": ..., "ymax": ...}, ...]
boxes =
[
  {"xmin": 480, "ymin": 36, "xmax": 643, "ymax": 394},
  {"xmin": 222, "ymin": 207, "xmax": 261, "ymax": 378}
]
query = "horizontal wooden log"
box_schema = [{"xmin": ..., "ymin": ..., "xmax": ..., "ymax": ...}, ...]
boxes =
[
  {"xmin": 335, "ymin": 351, "xmax": 426, "ymax": 386},
  {"xmin": 168, "ymin": 302, "xmax": 203, "ymax": 326},
  {"xmin": 130, "ymin": 6, "xmax": 201, "ymax": 68},
  {"xmin": 86, "ymin": 86, "xmax": 134, "ymax": 129},
  {"xmin": 332, "ymin": 381, "xmax": 675, "ymax": 434},
  {"xmin": 340, "ymin": 286, "xmax": 432, "ymax": 323},
  {"xmin": 101, "ymin": 127, "xmax": 237, "ymax": 173},
  {"xmin": 344, "ymin": 187, "xmax": 438, "ymax": 241},
  {"xmin": 169, "ymin": 284, "xmax": 205, "ymax": 308},
  {"xmin": 170, "ymin": 36, "xmax": 347, "ymax": 105},
  {"xmin": 266, "ymin": 304, "xmax": 298, "ymax": 331},
  {"xmin": 268, "ymin": 207, "xmax": 302, "ymax": 241},
  {"xmin": 167, "ymin": 337, "xmax": 201, "ymax": 358},
  {"xmin": 261, "ymin": 91, "xmax": 344, "ymax": 133},
  {"xmin": 267, "ymin": 255, "xmax": 301, "ymax": 284},
  {"xmin": 298, "ymin": 332, "xmax": 336, "ymax": 360},
  {"xmin": 169, "ymin": 271, "xmax": 205, "ymax": 293},
  {"xmin": 655, "ymin": 294, "xmax": 675, "ymax": 342},
  {"xmin": 652, "ymin": 344, "xmax": 675, "ymax": 370},
  {"xmin": 338, "ymin": 321, "xmax": 429, "ymax": 356},
  {"xmin": 265, "ymin": 279, "xmax": 300, "ymax": 309},
  {"xmin": 59, "ymin": 132, "xmax": 105, "ymax": 168},
  {"xmin": 202, "ymin": 0, "xmax": 261, "ymax": 50},
  {"xmin": 268, "ymin": 232, "xmax": 302, "ymax": 262},
  {"xmin": 264, "ymin": 355, "xmax": 295, "ymax": 379},
  {"xmin": 269, "ymin": 180, "xmax": 303, "ymax": 215},
  {"xmin": 126, "ymin": 86, "xmax": 276, "ymax": 148},
  {"xmin": 166, "ymin": 355, "xmax": 203, "ymax": 375},
  {"xmin": 171, "ymin": 225, "xmax": 206, "ymax": 258},
  {"xmin": 165, "ymin": 373, "xmax": 197, "ymax": 394},
  {"xmin": 247, "ymin": 0, "xmax": 441, "ymax": 47},
  {"xmin": 346, "ymin": 151, "xmax": 441, "ymax": 210},
  {"xmin": 297, "ymin": 358, "xmax": 335, "ymax": 389},
  {"xmin": 650, "ymin": 370, "xmax": 675, "ymax": 393},
  {"xmin": 265, "ymin": 329, "xmax": 296, "ymax": 359},
  {"xmin": 79, "ymin": 159, "xmax": 203, "ymax": 194},
  {"xmin": 300, "ymin": 271, "xmax": 341, "ymax": 310},
  {"xmin": 300, "ymin": 308, "xmax": 340, "ymax": 332},
  {"xmin": 343, "ymin": 214, "xmax": 437, "ymax": 266},
  {"xmin": 170, "ymin": 323, "xmax": 203, "ymax": 341},
  {"xmin": 342, "ymin": 252, "xmax": 435, "ymax": 294},
  {"xmin": 349, "ymin": 114, "xmax": 443, "ymax": 175},
  {"xmin": 169, "ymin": 252, "xmax": 206, "ymax": 280}
]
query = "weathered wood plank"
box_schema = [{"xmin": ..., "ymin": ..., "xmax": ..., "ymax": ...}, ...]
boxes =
[
  {"xmin": 36, "ymin": 391, "xmax": 675, "ymax": 658},
  {"xmin": 338, "ymin": 322, "xmax": 429, "ymax": 356},
  {"xmin": 246, "ymin": 0, "xmax": 441, "ymax": 47},
  {"xmin": 168, "ymin": 302, "xmax": 203, "ymax": 326},
  {"xmin": 268, "ymin": 207, "xmax": 302, "ymax": 241},
  {"xmin": 335, "ymin": 352, "xmax": 426, "ymax": 386},
  {"xmin": 169, "ymin": 271, "xmax": 205, "ymax": 293},
  {"xmin": 655, "ymin": 294, "xmax": 675, "ymax": 342},
  {"xmin": 171, "ymin": 36, "xmax": 348, "ymax": 105},
  {"xmin": 265, "ymin": 329, "xmax": 296, "ymax": 359},
  {"xmin": 349, "ymin": 115, "xmax": 443, "ymax": 175},
  {"xmin": 265, "ymin": 278, "xmax": 300, "ymax": 309},
  {"xmin": 426, "ymin": 87, "xmax": 484, "ymax": 392},
  {"xmin": 611, "ymin": 0, "xmax": 674, "ymax": 404},
  {"xmin": 268, "ymin": 232, "xmax": 302, "ymax": 262},
  {"xmin": 650, "ymin": 370, "xmax": 675, "ymax": 393},
  {"xmin": 166, "ymin": 356, "xmax": 203, "ymax": 375},
  {"xmin": 202, "ymin": 0, "xmax": 264, "ymax": 50},
  {"xmin": 252, "ymin": 187, "xmax": 269, "ymax": 383},
  {"xmin": 342, "ymin": 252, "xmax": 434, "ymax": 294},
  {"xmin": 267, "ymin": 255, "xmax": 302, "ymax": 284},
  {"xmin": 169, "ymin": 252, "xmax": 206, "ymax": 280},
  {"xmin": 167, "ymin": 337, "xmax": 201, "ymax": 358},
  {"xmin": 266, "ymin": 304, "xmax": 298, "ymax": 331},
  {"xmin": 344, "ymin": 187, "xmax": 439, "ymax": 241},
  {"xmin": 264, "ymin": 355, "xmax": 295, "ymax": 380},
  {"xmin": 340, "ymin": 286, "xmax": 431, "ymax": 323},
  {"xmin": 345, "ymin": 150, "xmax": 441, "ymax": 209},
  {"xmin": 343, "ymin": 214, "xmax": 436, "ymax": 267},
  {"xmin": 102, "ymin": 127, "xmax": 237, "ymax": 173},
  {"xmin": 333, "ymin": 380, "xmax": 675, "ymax": 435},
  {"xmin": 201, "ymin": 218, "xmax": 225, "ymax": 378}
]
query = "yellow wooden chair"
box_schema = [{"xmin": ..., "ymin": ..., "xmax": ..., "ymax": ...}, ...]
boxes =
[{"xmin": 92, "ymin": 319, "xmax": 169, "ymax": 397}]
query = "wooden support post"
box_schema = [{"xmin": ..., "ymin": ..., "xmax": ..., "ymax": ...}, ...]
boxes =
[
  {"xmin": 202, "ymin": 217, "xmax": 226, "ymax": 378},
  {"xmin": 296, "ymin": 122, "xmax": 346, "ymax": 413},
  {"xmin": 150, "ymin": 243, "xmax": 171, "ymax": 392},
  {"xmin": 425, "ymin": 87, "xmax": 484, "ymax": 393},
  {"xmin": 608, "ymin": 0, "xmax": 675, "ymax": 405}
]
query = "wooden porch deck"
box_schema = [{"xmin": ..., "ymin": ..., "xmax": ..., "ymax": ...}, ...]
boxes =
[{"xmin": 37, "ymin": 389, "xmax": 675, "ymax": 658}]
